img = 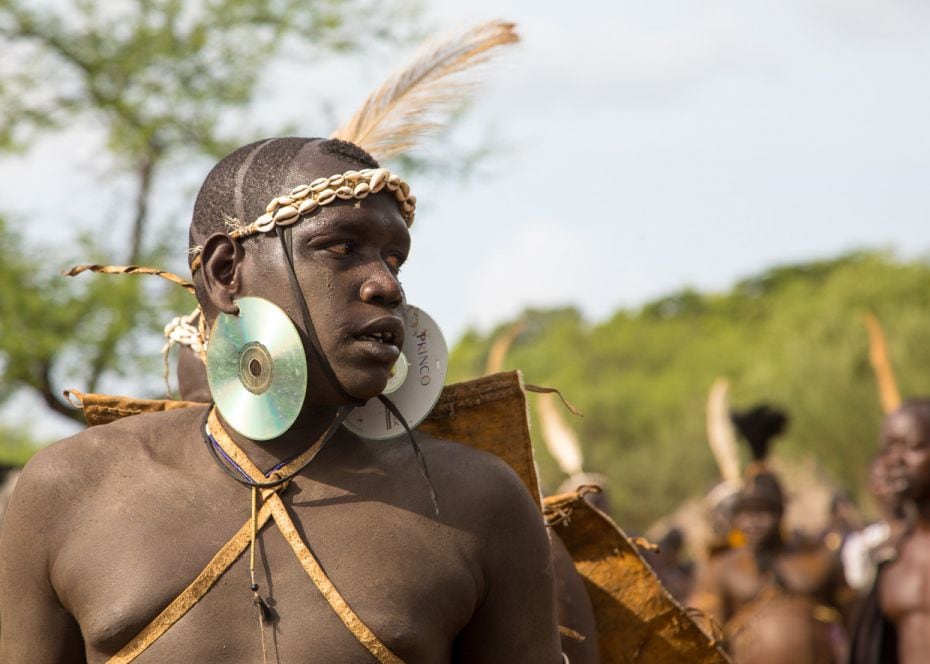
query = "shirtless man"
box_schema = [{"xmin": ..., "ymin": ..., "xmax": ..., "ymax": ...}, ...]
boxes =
[
  {"xmin": 0, "ymin": 137, "xmax": 563, "ymax": 662},
  {"xmin": 689, "ymin": 405, "xmax": 850, "ymax": 663},
  {"xmin": 842, "ymin": 451, "xmax": 907, "ymax": 594},
  {"xmin": 690, "ymin": 474, "xmax": 849, "ymax": 662},
  {"xmin": 867, "ymin": 400, "xmax": 930, "ymax": 663}
]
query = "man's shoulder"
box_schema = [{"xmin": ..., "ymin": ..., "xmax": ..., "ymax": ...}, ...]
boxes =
[
  {"xmin": 417, "ymin": 433, "xmax": 532, "ymax": 488},
  {"xmin": 414, "ymin": 433, "xmax": 542, "ymax": 525},
  {"xmin": 16, "ymin": 405, "xmax": 208, "ymax": 501}
]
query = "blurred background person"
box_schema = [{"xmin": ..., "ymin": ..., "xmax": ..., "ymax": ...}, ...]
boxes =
[
  {"xmin": 689, "ymin": 404, "xmax": 851, "ymax": 663},
  {"xmin": 842, "ymin": 451, "xmax": 908, "ymax": 595},
  {"xmin": 850, "ymin": 400, "xmax": 930, "ymax": 664}
]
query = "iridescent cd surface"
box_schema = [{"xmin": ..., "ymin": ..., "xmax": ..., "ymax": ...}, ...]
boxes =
[
  {"xmin": 206, "ymin": 297, "xmax": 308, "ymax": 440},
  {"xmin": 343, "ymin": 305, "xmax": 447, "ymax": 440}
]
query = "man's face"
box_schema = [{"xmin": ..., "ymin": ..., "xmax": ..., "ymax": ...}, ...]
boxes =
[
  {"xmin": 869, "ymin": 450, "xmax": 905, "ymax": 514},
  {"xmin": 732, "ymin": 504, "xmax": 781, "ymax": 550},
  {"xmin": 881, "ymin": 407, "xmax": 930, "ymax": 501},
  {"xmin": 235, "ymin": 153, "xmax": 411, "ymax": 405}
]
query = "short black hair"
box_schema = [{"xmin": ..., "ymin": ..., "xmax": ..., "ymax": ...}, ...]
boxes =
[
  {"xmin": 318, "ymin": 138, "xmax": 379, "ymax": 169},
  {"xmin": 188, "ymin": 137, "xmax": 379, "ymax": 302},
  {"xmin": 896, "ymin": 398, "xmax": 930, "ymax": 439}
]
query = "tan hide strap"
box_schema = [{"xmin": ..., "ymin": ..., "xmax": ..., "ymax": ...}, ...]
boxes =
[
  {"xmin": 207, "ymin": 409, "xmax": 403, "ymax": 663},
  {"xmin": 108, "ymin": 499, "xmax": 275, "ymax": 663},
  {"xmin": 63, "ymin": 264, "xmax": 195, "ymax": 294},
  {"xmin": 267, "ymin": 495, "xmax": 403, "ymax": 664},
  {"xmin": 108, "ymin": 410, "xmax": 401, "ymax": 663},
  {"xmin": 206, "ymin": 408, "xmax": 331, "ymax": 483}
]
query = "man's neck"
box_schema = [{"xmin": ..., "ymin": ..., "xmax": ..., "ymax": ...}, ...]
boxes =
[
  {"xmin": 914, "ymin": 495, "xmax": 930, "ymax": 531},
  {"xmin": 216, "ymin": 405, "xmax": 344, "ymax": 473}
]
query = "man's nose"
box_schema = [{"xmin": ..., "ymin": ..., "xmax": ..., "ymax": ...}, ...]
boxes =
[
  {"xmin": 884, "ymin": 446, "xmax": 905, "ymax": 467},
  {"xmin": 359, "ymin": 263, "xmax": 403, "ymax": 308}
]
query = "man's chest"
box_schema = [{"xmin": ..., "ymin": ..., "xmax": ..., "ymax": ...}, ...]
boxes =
[
  {"xmin": 55, "ymin": 485, "xmax": 481, "ymax": 662},
  {"xmin": 723, "ymin": 551, "xmax": 832, "ymax": 609},
  {"xmin": 878, "ymin": 535, "xmax": 930, "ymax": 621}
]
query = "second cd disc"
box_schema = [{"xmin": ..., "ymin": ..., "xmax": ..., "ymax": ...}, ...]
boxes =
[
  {"xmin": 343, "ymin": 305, "xmax": 448, "ymax": 440},
  {"xmin": 206, "ymin": 297, "xmax": 308, "ymax": 441}
]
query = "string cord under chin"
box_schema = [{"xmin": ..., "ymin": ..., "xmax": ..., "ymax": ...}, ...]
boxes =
[
  {"xmin": 275, "ymin": 225, "xmax": 439, "ymax": 518},
  {"xmin": 277, "ymin": 225, "xmax": 364, "ymax": 407},
  {"xmin": 378, "ymin": 394, "xmax": 440, "ymax": 518}
]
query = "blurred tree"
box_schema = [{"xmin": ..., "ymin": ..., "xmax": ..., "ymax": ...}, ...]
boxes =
[
  {"xmin": 0, "ymin": 0, "xmax": 415, "ymax": 426},
  {"xmin": 449, "ymin": 252, "xmax": 930, "ymax": 531}
]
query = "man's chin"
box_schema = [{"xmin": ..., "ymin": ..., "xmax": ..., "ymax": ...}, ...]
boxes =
[
  {"xmin": 338, "ymin": 369, "xmax": 392, "ymax": 404},
  {"xmin": 903, "ymin": 481, "xmax": 930, "ymax": 501}
]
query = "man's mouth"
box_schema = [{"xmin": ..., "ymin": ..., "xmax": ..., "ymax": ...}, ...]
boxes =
[
  {"xmin": 357, "ymin": 330, "xmax": 398, "ymax": 346},
  {"xmin": 886, "ymin": 473, "xmax": 911, "ymax": 492},
  {"xmin": 353, "ymin": 317, "xmax": 405, "ymax": 360}
]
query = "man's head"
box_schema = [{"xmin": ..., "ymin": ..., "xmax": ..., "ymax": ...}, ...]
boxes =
[
  {"xmin": 868, "ymin": 449, "xmax": 906, "ymax": 519},
  {"xmin": 881, "ymin": 399, "xmax": 930, "ymax": 503},
  {"xmin": 728, "ymin": 402, "xmax": 788, "ymax": 549},
  {"xmin": 732, "ymin": 472, "xmax": 784, "ymax": 550},
  {"xmin": 191, "ymin": 138, "xmax": 412, "ymax": 406}
]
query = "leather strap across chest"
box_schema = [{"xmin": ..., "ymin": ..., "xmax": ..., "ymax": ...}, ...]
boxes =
[{"xmin": 108, "ymin": 408, "xmax": 403, "ymax": 663}]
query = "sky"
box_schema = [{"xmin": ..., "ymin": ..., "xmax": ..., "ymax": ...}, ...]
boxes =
[
  {"xmin": 405, "ymin": 0, "xmax": 930, "ymax": 334},
  {"xmin": 2, "ymin": 0, "xmax": 930, "ymax": 436}
]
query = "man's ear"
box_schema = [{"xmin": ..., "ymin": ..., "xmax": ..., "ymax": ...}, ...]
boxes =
[{"xmin": 200, "ymin": 232, "xmax": 243, "ymax": 316}]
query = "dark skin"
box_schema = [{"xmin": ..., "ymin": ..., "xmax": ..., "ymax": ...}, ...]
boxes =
[
  {"xmin": 549, "ymin": 533, "xmax": 599, "ymax": 663},
  {"xmin": 868, "ymin": 449, "xmax": 906, "ymax": 524},
  {"xmin": 176, "ymin": 345, "xmax": 210, "ymax": 404},
  {"xmin": 876, "ymin": 404, "xmax": 930, "ymax": 664},
  {"xmin": 689, "ymin": 499, "xmax": 848, "ymax": 663},
  {"xmin": 176, "ymin": 315, "xmax": 598, "ymax": 662},
  {"xmin": 642, "ymin": 528, "xmax": 693, "ymax": 603},
  {"xmin": 0, "ymin": 149, "xmax": 562, "ymax": 662}
]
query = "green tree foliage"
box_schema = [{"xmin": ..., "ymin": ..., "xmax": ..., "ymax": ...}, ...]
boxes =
[
  {"xmin": 449, "ymin": 252, "xmax": 930, "ymax": 532},
  {"xmin": 0, "ymin": 217, "xmax": 190, "ymax": 420},
  {"xmin": 0, "ymin": 0, "xmax": 413, "ymax": 428}
]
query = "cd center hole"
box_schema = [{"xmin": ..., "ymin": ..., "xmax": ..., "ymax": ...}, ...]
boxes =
[{"xmin": 249, "ymin": 358, "xmax": 263, "ymax": 377}]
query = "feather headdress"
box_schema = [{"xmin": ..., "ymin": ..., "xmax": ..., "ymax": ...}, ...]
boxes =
[
  {"xmin": 730, "ymin": 403, "xmax": 788, "ymax": 463},
  {"xmin": 706, "ymin": 378, "xmax": 742, "ymax": 485},
  {"xmin": 864, "ymin": 312, "xmax": 901, "ymax": 414},
  {"xmin": 332, "ymin": 20, "xmax": 519, "ymax": 161}
]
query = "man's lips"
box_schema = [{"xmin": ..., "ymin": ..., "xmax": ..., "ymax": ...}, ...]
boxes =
[
  {"xmin": 353, "ymin": 316, "xmax": 405, "ymax": 352},
  {"xmin": 885, "ymin": 473, "xmax": 911, "ymax": 492}
]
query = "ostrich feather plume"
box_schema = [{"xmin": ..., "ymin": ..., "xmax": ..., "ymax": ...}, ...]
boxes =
[
  {"xmin": 537, "ymin": 392, "xmax": 584, "ymax": 478},
  {"xmin": 706, "ymin": 378, "xmax": 742, "ymax": 485},
  {"xmin": 331, "ymin": 20, "xmax": 519, "ymax": 160},
  {"xmin": 484, "ymin": 320, "xmax": 525, "ymax": 375},
  {"xmin": 864, "ymin": 312, "xmax": 901, "ymax": 414}
]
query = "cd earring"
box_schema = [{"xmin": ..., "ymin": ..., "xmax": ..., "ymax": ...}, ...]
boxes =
[
  {"xmin": 343, "ymin": 304, "xmax": 448, "ymax": 440},
  {"xmin": 206, "ymin": 297, "xmax": 308, "ymax": 441}
]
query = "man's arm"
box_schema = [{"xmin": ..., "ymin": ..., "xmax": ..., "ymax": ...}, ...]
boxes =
[
  {"xmin": 0, "ymin": 447, "xmax": 86, "ymax": 662},
  {"xmin": 452, "ymin": 458, "xmax": 562, "ymax": 662}
]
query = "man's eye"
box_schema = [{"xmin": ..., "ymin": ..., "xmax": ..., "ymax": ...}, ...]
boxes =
[
  {"xmin": 325, "ymin": 242, "xmax": 353, "ymax": 255},
  {"xmin": 384, "ymin": 254, "xmax": 405, "ymax": 274}
]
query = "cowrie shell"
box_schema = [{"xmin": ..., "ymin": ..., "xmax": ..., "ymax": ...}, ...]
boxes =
[
  {"xmin": 254, "ymin": 214, "xmax": 275, "ymax": 232},
  {"xmin": 298, "ymin": 198, "xmax": 319, "ymax": 215},
  {"xmin": 273, "ymin": 206, "xmax": 299, "ymax": 223},
  {"xmin": 369, "ymin": 169, "xmax": 388, "ymax": 192},
  {"xmin": 290, "ymin": 184, "xmax": 311, "ymax": 199}
]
